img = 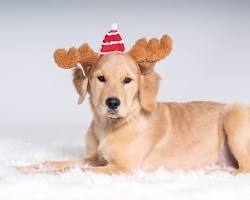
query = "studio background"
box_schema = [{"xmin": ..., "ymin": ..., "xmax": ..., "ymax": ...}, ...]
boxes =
[{"xmin": 0, "ymin": 0, "xmax": 250, "ymax": 145}]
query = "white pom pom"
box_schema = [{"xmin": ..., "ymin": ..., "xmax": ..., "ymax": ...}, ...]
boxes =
[{"xmin": 111, "ymin": 23, "xmax": 118, "ymax": 30}]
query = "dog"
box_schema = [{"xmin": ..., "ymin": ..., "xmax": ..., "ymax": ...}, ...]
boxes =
[{"xmin": 17, "ymin": 26, "xmax": 250, "ymax": 175}]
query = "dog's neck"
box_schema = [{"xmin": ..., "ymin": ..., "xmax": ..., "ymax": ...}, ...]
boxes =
[{"xmin": 90, "ymin": 98, "xmax": 142, "ymax": 131}]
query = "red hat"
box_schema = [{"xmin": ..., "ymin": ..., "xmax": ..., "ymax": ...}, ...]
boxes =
[{"xmin": 100, "ymin": 23, "xmax": 125, "ymax": 55}]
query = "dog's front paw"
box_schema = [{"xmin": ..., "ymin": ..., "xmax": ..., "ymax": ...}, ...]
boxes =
[
  {"xmin": 15, "ymin": 164, "xmax": 41, "ymax": 174},
  {"xmin": 42, "ymin": 161, "xmax": 70, "ymax": 170}
]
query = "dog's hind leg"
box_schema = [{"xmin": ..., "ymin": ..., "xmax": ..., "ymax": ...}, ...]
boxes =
[{"xmin": 223, "ymin": 104, "xmax": 250, "ymax": 174}]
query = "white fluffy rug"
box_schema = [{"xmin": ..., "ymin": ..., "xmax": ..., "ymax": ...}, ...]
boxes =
[{"xmin": 1, "ymin": 138, "xmax": 250, "ymax": 200}]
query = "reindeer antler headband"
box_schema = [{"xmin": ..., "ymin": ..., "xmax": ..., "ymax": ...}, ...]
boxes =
[{"xmin": 54, "ymin": 24, "xmax": 172, "ymax": 75}]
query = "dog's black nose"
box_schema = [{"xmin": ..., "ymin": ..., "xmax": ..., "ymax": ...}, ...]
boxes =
[{"xmin": 105, "ymin": 97, "xmax": 121, "ymax": 110}]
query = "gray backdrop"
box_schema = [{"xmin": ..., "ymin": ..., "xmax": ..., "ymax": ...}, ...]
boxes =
[{"xmin": 0, "ymin": 0, "xmax": 250, "ymax": 144}]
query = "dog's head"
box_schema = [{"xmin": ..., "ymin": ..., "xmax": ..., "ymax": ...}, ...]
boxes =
[{"xmin": 54, "ymin": 35, "xmax": 172, "ymax": 119}]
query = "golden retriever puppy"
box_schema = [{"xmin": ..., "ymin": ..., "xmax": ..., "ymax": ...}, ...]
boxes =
[{"xmin": 18, "ymin": 34, "xmax": 250, "ymax": 175}]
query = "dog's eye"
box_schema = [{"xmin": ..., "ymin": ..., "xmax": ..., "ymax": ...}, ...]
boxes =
[
  {"xmin": 97, "ymin": 75, "xmax": 106, "ymax": 82},
  {"xmin": 123, "ymin": 77, "xmax": 132, "ymax": 84}
]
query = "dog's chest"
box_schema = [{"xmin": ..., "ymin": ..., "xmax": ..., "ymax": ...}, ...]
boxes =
[{"xmin": 96, "ymin": 121, "xmax": 151, "ymax": 169}]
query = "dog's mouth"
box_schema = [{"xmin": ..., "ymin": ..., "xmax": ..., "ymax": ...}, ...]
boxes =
[{"xmin": 106, "ymin": 109, "xmax": 121, "ymax": 119}]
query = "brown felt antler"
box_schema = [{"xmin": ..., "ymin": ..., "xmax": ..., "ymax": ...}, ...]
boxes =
[
  {"xmin": 129, "ymin": 34, "xmax": 172, "ymax": 74},
  {"xmin": 54, "ymin": 43, "xmax": 99, "ymax": 76}
]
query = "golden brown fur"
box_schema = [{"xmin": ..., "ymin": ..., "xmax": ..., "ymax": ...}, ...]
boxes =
[{"xmin": 17, "ymin": 34, "xmax": 250, "ymax": 175}]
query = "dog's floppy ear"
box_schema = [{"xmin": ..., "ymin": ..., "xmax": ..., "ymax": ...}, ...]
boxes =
[
  {"xmin": 129, "ymin": 34, "xmax": 172, "ymax": 112},
  {"xmin": 139, "ymin": 72, "xmax": 161, "ymax": 112},
  {"xmin": 54, "ymin": 43, "xmax": 99, "ymax": 104},
  {"xmin": 73, "ymin": 68, "xmax": 88, "ymax": 104}
]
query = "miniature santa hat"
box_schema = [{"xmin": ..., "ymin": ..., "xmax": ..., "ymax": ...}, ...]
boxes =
[{"xmin": 100, "ymin": 23, "xmax": 125, "ymax": 55}]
